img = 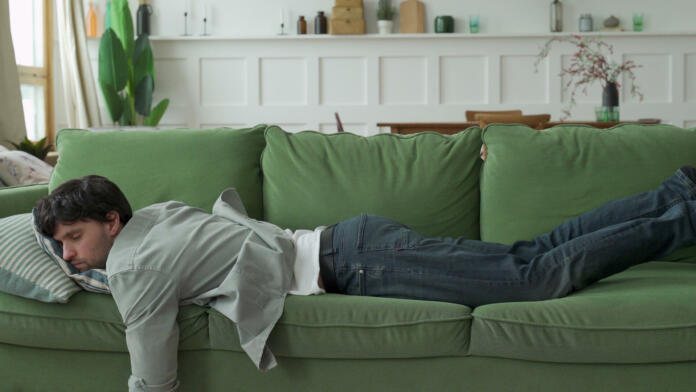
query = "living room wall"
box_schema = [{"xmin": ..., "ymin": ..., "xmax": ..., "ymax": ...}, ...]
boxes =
[
  {"xmin": 89, "ymin": 0, "xmax": 696, "ymax": 36},
  {"xmin": 53, "ymin": 1, "xmax": 696, "ymax": 135}
]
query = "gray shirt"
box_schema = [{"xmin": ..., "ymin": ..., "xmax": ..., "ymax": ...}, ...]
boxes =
[{"xmin": 106, "ymin": 188, "xmax": 295, "ymax": 392}]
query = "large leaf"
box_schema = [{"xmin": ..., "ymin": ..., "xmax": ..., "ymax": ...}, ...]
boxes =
[
  {"xmin": 99, "ymin": 81, "xmax": 123, "ymax": 123},
  {"xmin": 111, "ymin": 0, "xmax": 134, "ymax": 61},
  {"xmin": 98, "ymin": 29, "xmax": 128, "ymax": 92},
  {"xmin": 135, "ymin": 75, "xmax": 153, "ymax": 116},
  {"xmin": 120, "ymin": 96, "xmax": 134, "ymax": 126},
  {"xmin": 144, "ymin": 98, "xmax": 169, "ymax": 126},
  {"xmin": 134, "ymin": 45, "xmax": 154, "ymax": 87}
]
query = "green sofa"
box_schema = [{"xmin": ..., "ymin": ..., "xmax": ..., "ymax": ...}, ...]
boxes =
[{"xmin": 2, "ymin": 123, "xmax": 696, "ymax": 392}]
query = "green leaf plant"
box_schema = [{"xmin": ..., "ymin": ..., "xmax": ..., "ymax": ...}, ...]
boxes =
[
  {"xmin": 98, "ymin": 0, "xmax": 169, "ymax": 126},
  {"xmin": 8, "ymin": 137, "xmax": 53, "ymax": 160}
]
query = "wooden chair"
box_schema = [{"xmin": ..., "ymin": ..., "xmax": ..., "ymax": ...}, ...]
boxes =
[
  {"xmin": 465, "ymin": 110, "xmax": 523, "ymax": 121},
  {"xmin": 476, "ymin": 113, "xmax": 551, "ymax": 130}
]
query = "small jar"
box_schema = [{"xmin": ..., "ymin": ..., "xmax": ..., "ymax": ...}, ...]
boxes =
[
  {"xmin": 297, "ymin": 16, "xmax": 307, "ymax": 34},
  {"xmin": 315, "ymin": 11, "xmax": 327, "ymax": 34},
  {"xmin": 579, "ymin": 14, "xmax": 593, "ymax": 32}
]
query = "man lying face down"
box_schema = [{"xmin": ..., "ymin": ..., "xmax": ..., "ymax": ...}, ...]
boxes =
[{"xmin": 36, "ymin": 167, "xmax": 696, "ymax": 392}]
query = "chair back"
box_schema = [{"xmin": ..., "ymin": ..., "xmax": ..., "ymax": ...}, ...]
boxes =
[
  {"xmin": 466, "ymin": 110, "xmax": 523, "ymax": 121},
  {"xmin": 477, "ymin": 114, "xmax": 551, "ymax": 130}
]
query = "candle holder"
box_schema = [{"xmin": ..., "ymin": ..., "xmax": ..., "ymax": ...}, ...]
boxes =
[
  {"xmin": 201, "ymin": 17, "xmax": 210, "ymax": 36},
  {"xmin": 182, "ymin": 12, "xmax": 190, "ymax": 36}
]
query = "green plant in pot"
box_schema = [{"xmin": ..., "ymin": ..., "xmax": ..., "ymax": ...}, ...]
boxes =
[
  {"xmin": 99, "ymin": 0, "xmax": 169, "ymax": 126},
  {"xmin": 377, "ymin": 0, "xmax": 395, "ymax": 34},
  {"xmin": 8, "ymin": 137, "xmax": 52, "ymax": 160}
]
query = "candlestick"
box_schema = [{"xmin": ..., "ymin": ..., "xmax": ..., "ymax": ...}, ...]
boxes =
[
  {"xmin": 279, "ymin": 8, "xmax": 286, "ymax": 35},
  {"xmin": 182, "ymin": 0, "xmax": 190, "ymax": 36},
  {"xmin": 201, "ymin": 3, "xmax": 210, "ymax": 36}
]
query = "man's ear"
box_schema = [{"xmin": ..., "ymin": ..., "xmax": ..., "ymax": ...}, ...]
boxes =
[{"xmin": 104, "ymin": 211, "xmax": 122, "ymax": 236}]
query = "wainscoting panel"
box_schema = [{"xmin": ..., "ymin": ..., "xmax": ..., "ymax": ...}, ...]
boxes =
[
  {"xmin": 320, "ymin": 57, "xmax": 367, "ymax": 105},
  {"xmin": 200, "ymin": 58, "xmax": 247, "ymax": 106},
  {"xmin": 380, "ymin": 56, "xmax": 428, "ymax": 105},
  {"xmin": 685, "ymin": 54, "xmax": 696, "ymax": 102},
  {"xmin": 439, "ymin": 56, "xmax": 488, "ymax": 105},
  {"xmin": 75, "ymin": 33, "xmax": 696, "ymax": 135},
  {"xmin": 622, "ymin": 54, "xmax": 672, "ymax": 103},
  {"xmin": 500, "ymin": 55, "xmax": 548, "ymax": 104}
]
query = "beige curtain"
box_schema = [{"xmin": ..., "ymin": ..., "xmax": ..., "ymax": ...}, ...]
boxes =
[
  {"xmin": 56, "ymin": 0, "xmax": 101, "ymax": 128},
  {"xmin": 0, "ymin": 0, "xmax": 27, "ymax": 147}
]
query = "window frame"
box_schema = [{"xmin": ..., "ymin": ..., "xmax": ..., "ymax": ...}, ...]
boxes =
[{"xmin": 15, "ymin": 0, "xmax": 54, "ymax": 145}]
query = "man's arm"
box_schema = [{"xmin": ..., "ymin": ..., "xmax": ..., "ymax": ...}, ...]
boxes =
[{"xmin": 110, "ymin": 269, "xmax": 180, "ymax": 392}]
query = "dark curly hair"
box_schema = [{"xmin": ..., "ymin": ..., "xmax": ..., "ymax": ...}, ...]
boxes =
[{"xmin": 35, "ymin": 175, "xmax": 132, "ymax": 237}]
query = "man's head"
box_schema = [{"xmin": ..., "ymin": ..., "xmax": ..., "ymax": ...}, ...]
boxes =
[{"xmin": 35, "ymin": 175, "xmax": 132, "ymax": 272}]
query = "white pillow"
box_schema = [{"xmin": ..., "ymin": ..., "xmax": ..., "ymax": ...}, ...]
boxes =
[{"xmin": 0, "ymin": 150, "xmax": 53, "ymax": 186}]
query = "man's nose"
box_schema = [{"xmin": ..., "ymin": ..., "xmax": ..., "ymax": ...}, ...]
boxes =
[{"xmin": 62, "ymin": 245, "xmax": 75, "ymax": 261}]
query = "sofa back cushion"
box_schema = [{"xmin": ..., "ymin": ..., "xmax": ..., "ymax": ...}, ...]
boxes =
[
  {"xmin": 49, "ymin": 126, "xmax": 267, "ymax": 218},
  {"xmin": 480, "ymin": 123, "xmax": 696, "ymax": 261},
  {"xmin": 262, "ymin": 126, "xmax": 483, "ymax": 238}
]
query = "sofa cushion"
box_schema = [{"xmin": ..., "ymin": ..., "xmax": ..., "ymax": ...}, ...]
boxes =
[
  {"xmin": 262, "ymin": 126, "xmax": 483, "ymax": 238},
  {"xmin": 209, "ymin": 294, "xmax": 472, "ymax": 359},
  {"xmin": 49, "ymin": 126, "xmax": 267, "ymax": 219},
  {"xmin": 0, "ymin": 213, "xmax": 80, "ymax": 303},
  {"xmin": 0, "ymin": 291, "xmax": 209, "ymax": 352},
  {"xmin": 469, "ymin": 261, "xmax": 696, "ymax": 363},
  {"xmin": 479, "ymin": 123, "xmax": 696, "ymax": 262}
]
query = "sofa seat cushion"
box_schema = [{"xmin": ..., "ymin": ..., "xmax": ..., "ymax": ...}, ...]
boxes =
[
  {"xmin": 0, "ymin": 291, "xmax": 209, "ymax": 352},
  {"xmin": 209, "ymin": 294, "xmax": 472, "ymax": 359},
  {"xmin": 469, "ymin": 262, "xmax": 696, "ymax": 364},
  {"xmin": 262, "ymin": 126, "xmax": 483, "ymax": 239}
]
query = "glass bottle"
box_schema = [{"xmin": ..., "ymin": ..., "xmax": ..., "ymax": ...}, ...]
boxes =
[
  {"xmin": 550, "ymin": 0, "xmax": 562, "ymax": 32},
  {"xmin": 315, "ymin": 11, "xmax": 327, "ymax": 34},
  {"xmin": 87, "ymin": 2, "xmax": 98, "ymax": 37},
  {"xmin": 297, "ymin": 16, "xmax": 307, "ymax": 34},
  {"xmin": 136, "ymin": 0, "xmax": 153, "ymax": 36}
]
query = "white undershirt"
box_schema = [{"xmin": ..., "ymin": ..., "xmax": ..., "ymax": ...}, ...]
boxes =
[{"xmin": 284, "ymin": 226, "xmax": 327, "ymax": 296}]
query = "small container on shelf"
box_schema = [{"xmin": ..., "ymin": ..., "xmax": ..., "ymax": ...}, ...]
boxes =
[
  {"xmin": 297, "ymin": 16, "xmax": 307, "ymax": 34},
  {"xmin": 315, "ymin": 11, "xmax": 328, "ymax": 34}
]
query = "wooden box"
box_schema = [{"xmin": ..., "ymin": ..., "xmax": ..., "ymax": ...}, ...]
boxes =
[
  {"xmin": 332, "ymin": 6, "xmax": 364, "ymax": 19},
  {"xmin": 329, "ymin": 18, "xmax": 366, "ymax": 35},
  {"xmin": 335, "ymin": 0, "xmax": 363, "ymax": 7}
]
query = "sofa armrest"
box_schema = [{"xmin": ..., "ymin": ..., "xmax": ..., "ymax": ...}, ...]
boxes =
[{"xmin": 0, "ymin": 183, "xmax": 49, "ymax": 218}]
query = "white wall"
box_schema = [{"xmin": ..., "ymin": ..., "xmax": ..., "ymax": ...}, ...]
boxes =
[
  {"xmin": 86, "ymin": 0, "xmax": 696, "ymax": 36},
  {"xmin": 55, "ymin": 1, "xmax": 696, "ymax": 135}
]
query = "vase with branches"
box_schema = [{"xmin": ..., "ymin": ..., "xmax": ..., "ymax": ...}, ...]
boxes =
[{"xmin": 535, "ymin": 34, "xmax": 644, "ymax": 120}]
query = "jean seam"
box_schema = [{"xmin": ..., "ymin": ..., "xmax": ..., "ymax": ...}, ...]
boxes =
[{"xmin": 676, "ymin": 170, "xmax": 696, "ymax": 199}]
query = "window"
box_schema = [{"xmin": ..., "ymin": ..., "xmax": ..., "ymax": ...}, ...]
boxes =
[{"xmin": 9, "ymin": 0, "xmax": 53, "ymax": 142}]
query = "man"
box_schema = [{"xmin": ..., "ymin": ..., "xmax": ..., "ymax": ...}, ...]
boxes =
[{"xmin": 36, "ymin": 167, "xmax": 696, "ymax": 391}]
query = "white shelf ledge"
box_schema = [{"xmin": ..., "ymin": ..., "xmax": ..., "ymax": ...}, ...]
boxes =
[{"xmin": 147, "ymin": 31, "xmax": 696, "ymax": 41}]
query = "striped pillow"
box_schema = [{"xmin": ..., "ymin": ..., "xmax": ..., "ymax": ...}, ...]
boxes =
[
  {"xmin": 0, "ymin": 213, "xmax": 81, "ymax": 303},
  {"xmin": 30, "ymin": 209, "xmax": 111, "ymax": 294}
]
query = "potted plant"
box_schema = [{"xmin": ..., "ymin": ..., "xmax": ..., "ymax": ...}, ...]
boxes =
[
  {"xmin": 8, "ymin": 137, "xmax": 52, "ymax": 160},
  {"xmin": 98, "ymin": 0, "xmax": 169, "ymax": 126},
  {"xmin": 377, "ymin": 0, "xmax": 395, "ymax": 34},
  {"xmin": 535, "ymin": 34, "xmax": 644, "ymax": 120}
]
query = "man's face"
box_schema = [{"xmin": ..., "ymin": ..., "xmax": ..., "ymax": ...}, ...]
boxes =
[{"xmin": 52, "ymin": 212, "xmax": 122, "ymax": 272}]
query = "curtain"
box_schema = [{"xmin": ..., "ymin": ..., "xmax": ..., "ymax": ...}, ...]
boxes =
[
  {"xmin": 56, "ymin": 0, "xmax": 101, "ymax": 128},
  {"xmin": 0, "ymin": 0, "xmax": 27, "ymax": 147}
]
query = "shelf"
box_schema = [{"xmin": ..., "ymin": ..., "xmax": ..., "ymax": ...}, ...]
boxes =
[{"xmin": 146, "ymin": 31, "xmax": 696, "ymax": 41}]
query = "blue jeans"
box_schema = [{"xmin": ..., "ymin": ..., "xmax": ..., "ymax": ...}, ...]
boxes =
[{"xmin": 325, "ymin": 168, "xmax": 696, "ymax": 307}]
